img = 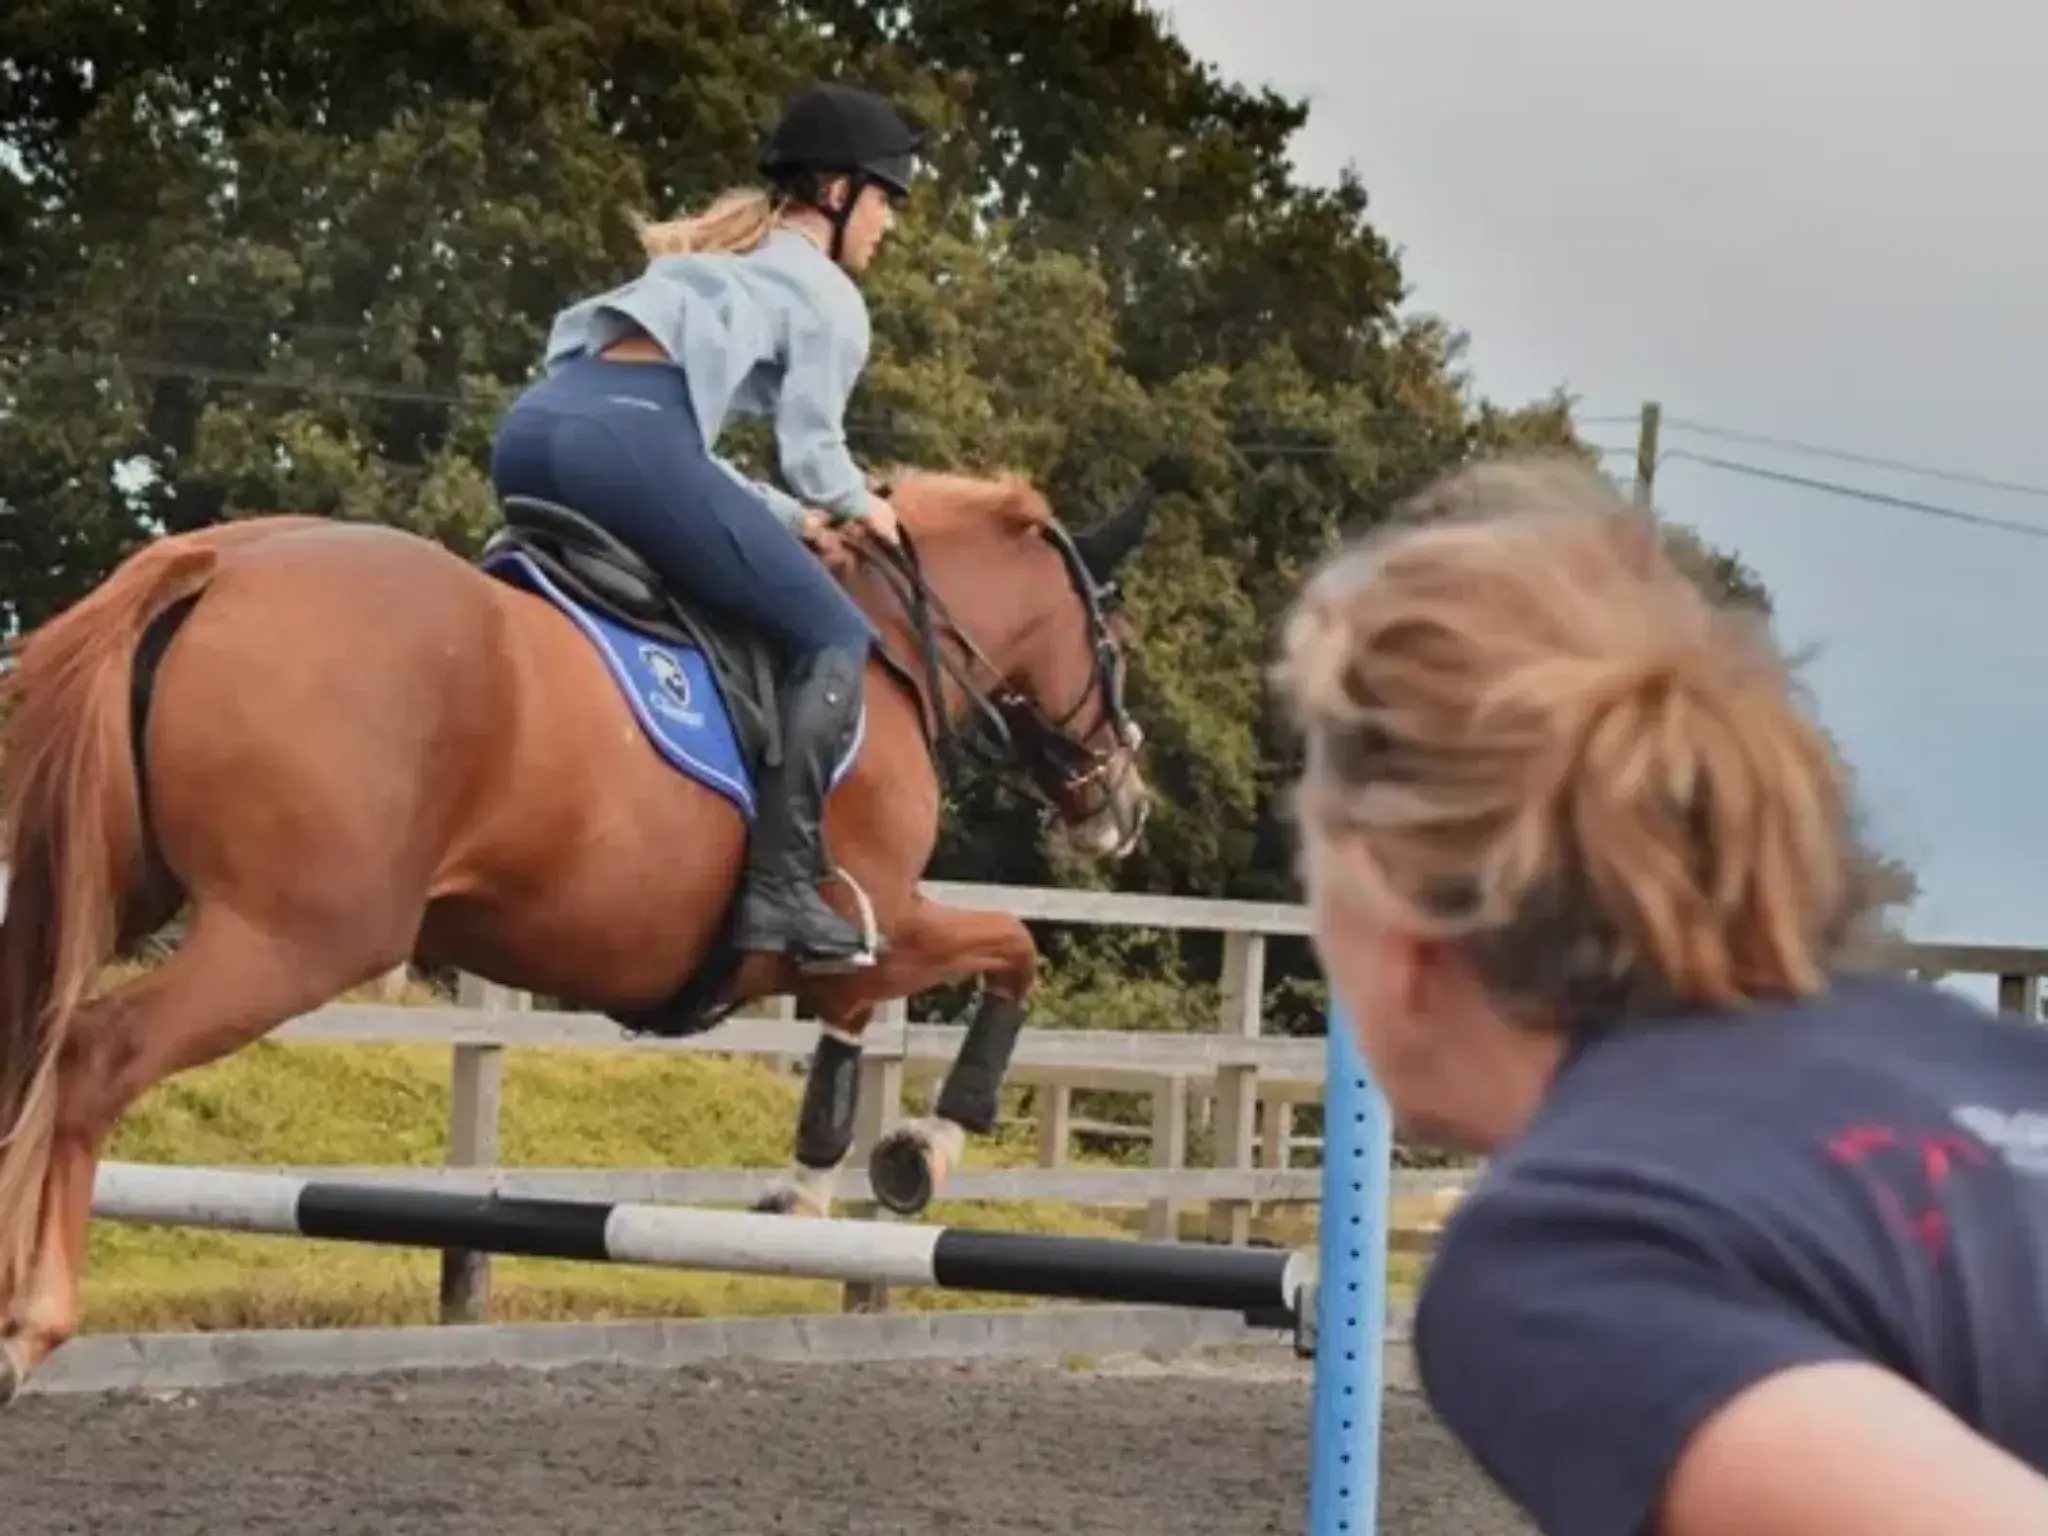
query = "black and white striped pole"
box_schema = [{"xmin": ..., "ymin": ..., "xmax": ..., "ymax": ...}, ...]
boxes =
[{"xmin": 91, "ymin": 1163, "xmax": 1309, "ymax": 1327}]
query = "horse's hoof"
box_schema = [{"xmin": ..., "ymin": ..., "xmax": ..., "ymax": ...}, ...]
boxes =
[
  {"xmin": 0, "ymin": 1356, "xmax": 19, "ymax": 1409},
  {"xmin": 753, "ymin": 1187, "xmax": 828, "ymax": 1219},
  {"xmin": 868, "ymin": 1128, "xmax": 937, "ymax": 1216}
]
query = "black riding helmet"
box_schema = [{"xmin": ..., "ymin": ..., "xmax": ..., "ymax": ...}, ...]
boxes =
[{"xmin": 759, "ymin": 82, "xmax": 924, "ymax": 265}]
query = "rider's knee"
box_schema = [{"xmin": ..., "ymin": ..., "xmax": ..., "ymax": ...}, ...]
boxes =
[{"xmin": 801, "ymin": 609, "xmax": 872, "ymax": 663}]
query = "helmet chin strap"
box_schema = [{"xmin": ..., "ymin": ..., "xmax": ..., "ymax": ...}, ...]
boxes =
[{"xmin": 774, "ymin": 169, "xmax": 879, "ymax": 268}]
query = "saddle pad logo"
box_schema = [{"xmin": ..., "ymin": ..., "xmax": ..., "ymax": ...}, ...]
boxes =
[
  {"xmin": 641, "ymin": 643, "xmax": 703, "ymax": 726},
  {"xmin": 479, "ymin": 544, "xmax": 863, "ymax": 824}
]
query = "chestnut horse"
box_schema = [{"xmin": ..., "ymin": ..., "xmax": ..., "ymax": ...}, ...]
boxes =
[{"xmin": 0, "ymin": 465, "xmax": 1157, "ymax": 1399}]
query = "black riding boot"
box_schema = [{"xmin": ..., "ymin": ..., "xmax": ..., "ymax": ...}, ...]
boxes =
[{"xmin": 733, "ymin": 647, "xmax": 873, "ymax": 967}]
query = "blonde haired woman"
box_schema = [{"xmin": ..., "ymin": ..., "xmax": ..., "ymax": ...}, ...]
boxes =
[
  {"xmin": 1275, "ymin": 456, "xmax": 2048, "ymax": 1534},
  {"xmin": 490, "ymin": 82, "xmax": 920, "ymax": 970}
]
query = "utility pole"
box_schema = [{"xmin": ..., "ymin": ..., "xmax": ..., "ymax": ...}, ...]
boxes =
[{"xmin": 1633, "ymin": 400, "xmax": 1661, "ymax": 508}]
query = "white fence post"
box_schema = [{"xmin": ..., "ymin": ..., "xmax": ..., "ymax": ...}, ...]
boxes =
[
  {"xmin": 841, "ymin": 998, "xmax": 907, "ymax": 1314},
  {"xmin": 1209, "ymin": 931, "xmax": 1265, "ymax": 1244},
  {"xmin": 441, "ymin": 975, "xmax": 509, "ymax": 1323}
]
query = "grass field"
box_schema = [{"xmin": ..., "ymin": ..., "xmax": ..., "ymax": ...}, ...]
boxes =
[{"xmin": 77, "ymin": 976, "xmax": 1432, "ymax": 1336}]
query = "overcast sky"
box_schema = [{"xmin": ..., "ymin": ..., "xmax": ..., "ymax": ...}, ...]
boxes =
[{"xmin": 1154, "ymin": 0, "xmax": 2048, "ymax": 971}]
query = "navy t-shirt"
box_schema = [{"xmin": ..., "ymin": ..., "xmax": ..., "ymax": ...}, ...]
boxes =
[{"xmin": 1412, "ymin": 973, "xmax": 2048, "ymax": 1536}]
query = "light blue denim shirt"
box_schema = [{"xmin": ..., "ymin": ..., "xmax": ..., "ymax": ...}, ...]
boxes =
[{"xmin": 540, "ymin": 228, "xmax": 876, "ymax": 527}]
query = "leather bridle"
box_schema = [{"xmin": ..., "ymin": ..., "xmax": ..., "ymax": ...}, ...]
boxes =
[{"xmin": 848, "ymin": 519, "xmax": 1145, "ymax": 842}]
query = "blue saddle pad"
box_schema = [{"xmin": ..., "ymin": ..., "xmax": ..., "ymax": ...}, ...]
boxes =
[{"xmin": 485, "ymin": 548, "xmax": 863, "ymax": 822}]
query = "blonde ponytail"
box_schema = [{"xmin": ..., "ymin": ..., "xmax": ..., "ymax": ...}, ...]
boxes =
[
  {"xmin": 1277, "ymin": 454, "xmax": 1866, "ymax": 1023},
  {"xmin": 632, "ymin": 187, "xmax": 785, "ymax": 259}
]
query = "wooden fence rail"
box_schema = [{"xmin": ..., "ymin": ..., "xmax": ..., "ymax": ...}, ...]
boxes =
[{"xmin": 115, "ymin": 879, "xmax": 2048, "ymax": 1321}]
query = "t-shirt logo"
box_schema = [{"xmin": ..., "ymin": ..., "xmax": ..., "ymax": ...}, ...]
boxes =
[{"xmin": 1826, "ymin": 1122, "xmax": 1996, "ymax": 1259}]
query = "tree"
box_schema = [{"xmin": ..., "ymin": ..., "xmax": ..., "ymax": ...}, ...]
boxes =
[{"xmin": 1, "ymin": 0, "xmax": 831, "ymax": 627}]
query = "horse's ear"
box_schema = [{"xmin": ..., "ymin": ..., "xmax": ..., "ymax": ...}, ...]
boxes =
[
  {"xmin": 1141, "ymin": 452, "xmax": 1193, "ymax": 496},
  {"xmin": 1075, "ymin": 455, "xmax": 1182, "ymax": 582},
  {"xmin": 1073, "ymin": 488, "xmax": 1152, "ymax": 584}
]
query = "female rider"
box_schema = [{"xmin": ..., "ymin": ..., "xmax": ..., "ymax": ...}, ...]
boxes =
[{"xmin": 489, "ymin": 82, "xmax": 920, "ymax": 971}]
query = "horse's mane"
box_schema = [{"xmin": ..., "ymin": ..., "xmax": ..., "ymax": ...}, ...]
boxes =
[{"xmin": 886, "ymin": 469, "xmax": 1052, "ymax": 540}]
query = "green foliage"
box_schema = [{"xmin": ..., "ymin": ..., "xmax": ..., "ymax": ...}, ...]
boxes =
[{"xmin": 1026, "ymin": 926, "xmax": 1219, "ymax": 1034}]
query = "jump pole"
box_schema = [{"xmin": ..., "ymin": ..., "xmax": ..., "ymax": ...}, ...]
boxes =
[
  {"xmin": 89, "ymin": 1162, "xmax": 1308, "ymax": 1325},
  {"xmin": 1303, "ymin": 1001, "xmax": 1392, "ymax": 1534}
]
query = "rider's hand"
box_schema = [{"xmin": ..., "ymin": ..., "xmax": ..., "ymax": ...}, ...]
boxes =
[
  {"xmin": 862, "ymin": 495, "xmax": 901, "ymax": 547},
  {"xmin": 798, "ymin": 510, "xmax": 854, "ymax": 572}
]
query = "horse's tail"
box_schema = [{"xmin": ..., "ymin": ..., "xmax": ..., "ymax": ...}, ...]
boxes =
[{"xmin": 0, "ymin": 541, "xmax": 217, "ymax": 1294}]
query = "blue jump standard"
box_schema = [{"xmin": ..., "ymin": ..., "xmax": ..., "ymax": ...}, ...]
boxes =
[{"xmin": 1306, "ymin": 1005, "xmax": 1393, "ymax": 1536}]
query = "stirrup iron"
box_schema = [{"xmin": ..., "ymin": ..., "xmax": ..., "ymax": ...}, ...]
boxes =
[{"xmin": 795, "ymin": 864, "xmax": 882, "ymax": 974}]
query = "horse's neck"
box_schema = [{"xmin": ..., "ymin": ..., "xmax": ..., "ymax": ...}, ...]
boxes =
[{"xmin": 846, "ymin": 537, "xmax": 1026, "ymax": 726}]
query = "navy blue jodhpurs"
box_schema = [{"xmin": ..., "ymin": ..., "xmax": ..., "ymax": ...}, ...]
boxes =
[{"xmin": 488, "ymin": 355, "xmax": 872, "ymax": 662}]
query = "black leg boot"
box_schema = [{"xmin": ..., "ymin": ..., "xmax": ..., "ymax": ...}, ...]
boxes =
[{"xmin": 733, "ymin": 647, "xmax": 874, "ymax": 968}]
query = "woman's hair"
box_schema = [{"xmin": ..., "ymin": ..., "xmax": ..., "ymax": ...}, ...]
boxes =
[
  {"xmin": 1274, "ymin": 453, "xmax": 1874, "ymax": 1022},
  {"xmin": 632, "ymin": 186, "xmax": 787, "ymax": 259}
]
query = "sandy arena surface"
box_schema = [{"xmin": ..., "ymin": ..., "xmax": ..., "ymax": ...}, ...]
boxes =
[{"xmin": 0, "ymin": 1351, "xmax": 1533, "ymax": 1534}]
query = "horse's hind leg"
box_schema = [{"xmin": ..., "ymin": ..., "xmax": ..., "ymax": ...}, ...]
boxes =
[
  {"xmin": 753, "ymin": 1011, "xmax": 875, "ymax": 1219},
  {"xmin": 0, "ymin": 902, "xmax": 404, "ymax": 1402}
]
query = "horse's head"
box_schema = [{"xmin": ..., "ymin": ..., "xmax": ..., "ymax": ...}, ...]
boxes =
[{"xmin": 872, "ymin": 466, "xmax": 1163, "ymax": 862}]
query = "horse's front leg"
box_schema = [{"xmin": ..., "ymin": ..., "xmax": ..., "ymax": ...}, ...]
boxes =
[
  {"xmin": 752, "ymin": 898, "xmax": 1037, "ymax": 1220},
  {"xmin": 853, "ymin": 900, "xmax": 1038, "ymax": 1217}
]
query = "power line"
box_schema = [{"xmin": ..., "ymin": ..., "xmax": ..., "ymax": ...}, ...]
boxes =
[
  {"xmin": 19, "ymin": 352, "xmax": 1417, "ymax": 454},
  {"xmin": 1580, "ymin": 405, "xmax": 2048, "ymax": 502},
  {"xmin": 1661, "ymin": 449, "xmax": 2048, "ymax": 543},
  {"xmin": 1661, "ymin": 415, "xmax": 2048, "ymax": 502},
  {"xmin": 0, "ymin": 284, "xmax": 393, "ymax": 348},
  {"xmin": 106, "ymin": 355, "xmax": 486, "ymax": 409},
  {"xmin": 26, "ymin": 348, "xmax": 2048, "ymax": 542}
]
